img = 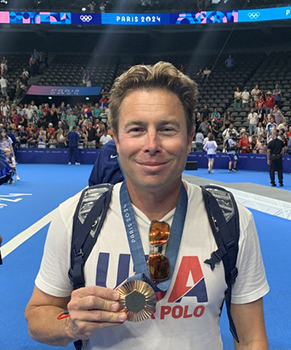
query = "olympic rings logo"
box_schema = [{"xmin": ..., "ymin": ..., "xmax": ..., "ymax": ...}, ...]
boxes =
[
  {"xmin": 80, "ymin": 15, "xmax": 93, "ymax": 22},
  {"xmin": 247, "ymin": 12, "xmax": 260, "ymax": 20}
]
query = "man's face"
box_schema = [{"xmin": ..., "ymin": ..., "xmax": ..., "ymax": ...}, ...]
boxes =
[{"xmin": 114, "ymin": 90, "xmax": 193, "ymax": 193}]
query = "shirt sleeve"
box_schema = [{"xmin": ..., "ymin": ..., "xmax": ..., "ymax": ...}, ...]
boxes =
[
  {"xmin": 231, "ymin": 207, "xmax": 269, "ymax": 304},
  {"xmin": 35, "ymin": 195, "xmax": 80, "ymax": 297}
]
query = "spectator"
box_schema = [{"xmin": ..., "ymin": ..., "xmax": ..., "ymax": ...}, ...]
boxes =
[
  {"xmin": 0, "ymin": 57, "xmax": 8, "ymax": 76},
  {"xmin": 202, "ymin": 66, "xmax": 211, "ymax": 79},
  {"xmin": 81, "ymin": 66, "xmax": 90, "ymax": 86},
  {"xmin": 18, "ymin": 125, "xmax": 28, "ymax": 148},
  {"xmin": 200, "ymin": 104, "xmax": 210, "ymax": 121},
  {"xmin": 233, "ymin": 87, "xmax": 242, "ymax": 109},
  {"xmin": 195, "ymin": 128, "xmax": 204, "ymax": 151},
  {"xmin": 99, "ymin": 128, "xmax": 112, "ymax": 145},
  {"xmin": 210, "ymin": 107, "xmax": 220, "ymax": 121},
  {"xmin": 241, "ymin": 87, "xmax": 250, "ymax": 109},
  {"xmin": 254, "ymin": 136, "xmax": 267, "ymax": 154},
  {"xmin": 99, "ymin": 107, "xmax": 108, "ymax": 125},
  {"xmin": 266, "ymin": 116, "xmax": 277, "ymax": 144},
  {"xmin": 56, "ymin": 128, "xmax": 67, "ymax": 148},
  {"xmin": 249, "ymin": 134, "xmax": 257, "ymax": 153},
  {"xmin": 224, "ymin": 55, "xmax": 234, "ymax": 68},
  {"xmin": 255, "ymin": 121, "xmax": 265, "ymax": 138},
  {"xmin": 265, "ymin": 91, "xmax": 275, "ymax": 114},
  {"xmin": 67, "ymin": 111, "xmax": 78, "ymax": 131},
  {"xmin": 87, "ymin": 122, "xmax": 97, "ymax": 148},
  {"xmin": 99, "ymin": 94, "xmax": 109, "ymax": 108},
  {"xmin": 251, "ymin": 84, "xmax": 260, "ymax": 108},
  {"xmin": 200, "ymin": 118, "xmax": 210, "ymax": 137},
  {"xmin": 272, "ymin": 84, "xmax": 282, "ymax": 109},
  {"xmin": 238, "ymin": 130, "xmax": 250, "ymax": 153},
  {"xmin": 92, "ymin": 103, "xmax": 101, "ymax": 121},
  {"xmin": 0, "ymin": 76, "xmax": 8, "ymax": 97},
  {"xmin": 38, "ymin": 126, "xmax": 47, "ymax": 148},
  {"xmin": 223, "ymin": 109, "xmax": 233, "ymax": 129},
  {"xmin": 88, "ymin": 0, "xmax": 96, "ymax": 11},
  {"xmin": 273, "ymin": 105, "xmax": 284, "ymax": 125},
  {"xmin": 247, "ymin": 107, "xmax": 259, "ymax": 135}
]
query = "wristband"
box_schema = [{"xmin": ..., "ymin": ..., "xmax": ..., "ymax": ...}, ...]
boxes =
[{"xmin": 57, "ymin": 310, "xmax": 70, "ymax": 320}]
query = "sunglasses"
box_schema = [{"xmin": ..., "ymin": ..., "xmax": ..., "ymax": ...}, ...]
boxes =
[{"xmin": 148, "ymin": 220, "xmax": 170, "ymax": 283}]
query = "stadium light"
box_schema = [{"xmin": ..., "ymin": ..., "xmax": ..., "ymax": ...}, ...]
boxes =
[
  {"xmin": 85, "ymin": 97, "xmax": 90, "ymax": 100},
  {"xmin": 81, "ymin": 7, "xmax": 86, "ymax": 11},
  {"xmin": 48, "ymin": 96, "xmax": 52, "ymax": 100}
]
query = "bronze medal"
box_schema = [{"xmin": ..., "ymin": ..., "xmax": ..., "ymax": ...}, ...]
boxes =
[{"xmin": 117, "ymin": 280, "xmax": 156, "ymax": 322}]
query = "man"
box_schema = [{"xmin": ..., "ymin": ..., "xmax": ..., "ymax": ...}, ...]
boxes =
[
  {"xmin": 222, "ymin": 123, "xmax": 239, "ymax": 150},
  {"xmin": 247, "ymin": 108, "xmax": 259, "ymax": 136},
  {"xmin": 67, "ymin": 125, "xmax": 81, "ymax": 165},
  {"xmin": 251, "ymin": 84, "xmax": 260, "ymax": 108},
  {"xmin": 272, "ymin": 84, "xmax": 282, "ymax": 109},
  {"xmin": 25, "ymin": 62, "xmax": 269, "ymax": 350},
  {"xmin": 267, "ymin": 129, "xmax": 285, "ymax": 187},
  {"xmin": 265, "ymin": 91, "xmax": 275, "ymax": 114},
  {"xmin": 241, "ymin": 87, "xmax": 250, "ymax": 109},
  {"xmin": 224, "ymin": 55, "xmax": 234, "ymax": 68},
  {"xmin": 266, "ymin": 117, "xmax": 277, "ymax": 144},
  {"xmin": 0, "ymin": 75, "xmax": 8, "ymax": 96},
  {"xmin": 273, "ymin": 105, "xmax": 284, "ymax": 126}
]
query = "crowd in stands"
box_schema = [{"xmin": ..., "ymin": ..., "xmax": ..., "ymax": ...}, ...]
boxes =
[
  {"xmin": 0, "ymin": 95, "xmax": 113, "ymax": 154},
  {"xmin": 195, "ymin": 83, "xmax": 291, "ymax": 155}
]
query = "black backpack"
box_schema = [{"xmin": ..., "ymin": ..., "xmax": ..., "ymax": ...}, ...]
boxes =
[{"xmin": 69, "ymin": 183, "xmax": 240, "ymax": 347}]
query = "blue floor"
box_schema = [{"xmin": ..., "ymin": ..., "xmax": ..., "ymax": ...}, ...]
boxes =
[
  {"xmin": 0, "ymin": 164, "xmax": 290, "ymax": 349},
  {"xmin": 184, "ymin": 168, "xmax": 291, "ymax": 189}
]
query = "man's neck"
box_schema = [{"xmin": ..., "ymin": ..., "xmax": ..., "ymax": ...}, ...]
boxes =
[{"xmin": 126, "ymin": 179, "xmax": 184, "ymax": 222}]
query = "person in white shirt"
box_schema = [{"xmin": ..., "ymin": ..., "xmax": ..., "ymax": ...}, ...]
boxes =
[
  {"xmin": 0, "ymin": 76, "xmax": 8, "ymax": 96},
  {"xmin": 25, "ymin": 61, "xmax": 269, "ymax": 350},
  {"xmin": 251, "ymin": 84, "xmax": 260, "ymax": 107},
  {"xmin": 255, "ymin": 121, "xmax": 265, "ymax": 138},
  {"xmin": 241, "ymin": 87, "xmax": 250, "ymax": 109},
  {"xmin": 247, "ymin": 108, "xmax": 259, "ymax": 135},
  {"xmin": 99, "ymin": 129, "xmax": 112, "ymax": 145}
]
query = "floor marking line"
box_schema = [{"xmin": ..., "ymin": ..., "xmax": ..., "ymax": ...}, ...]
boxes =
[{"xmin": 1, "ymin": 209, "xmax": 57, "ymax": 259}]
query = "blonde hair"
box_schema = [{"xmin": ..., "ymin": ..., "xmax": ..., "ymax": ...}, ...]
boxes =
[{"xmin": 109, "ymin": 61, "xmax": 198, "ymax": 135}]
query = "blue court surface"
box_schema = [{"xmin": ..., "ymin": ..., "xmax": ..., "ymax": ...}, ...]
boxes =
[{"xmin": 0, "ymin": 164, "xmax": 290, "ymax": 350}]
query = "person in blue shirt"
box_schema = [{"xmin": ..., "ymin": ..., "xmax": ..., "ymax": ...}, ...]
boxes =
[{"xmin": 67, "ymin": 126, "xmax": 81, "ymax": 165}]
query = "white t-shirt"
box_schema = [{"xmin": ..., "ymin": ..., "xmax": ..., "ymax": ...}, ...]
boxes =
[
  {"xmin": 36, "ymin": 182, "xmax": 269, "ymax": 350},
  {"xmin": 248, "ymin": 112, "xmax": 259, "ymax": 125},
  {"xmin": 100, "ymin": 134, "xmax": 112, "ymax": 145},
  {"xmin": 241, "ymin": 91, "xmax": 250, "ymax": 103}
]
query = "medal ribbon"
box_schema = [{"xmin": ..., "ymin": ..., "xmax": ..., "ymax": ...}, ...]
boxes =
[{"xmin": 120, "ymin": 180, "xmax": 188, "ymax": 292}]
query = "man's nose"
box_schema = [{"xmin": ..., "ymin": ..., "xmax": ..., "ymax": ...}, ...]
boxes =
[{"xmin": 145, "ymin": 131, "xmax": 161, "ymax": 154}]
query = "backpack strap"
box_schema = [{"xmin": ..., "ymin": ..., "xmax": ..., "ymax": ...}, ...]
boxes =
[
  {"xmin": 68, "ymin": 183, "xmax": 114, "ymax": 290},
  {"xmin": 201, "ymin": 185, "xmax": 240, "ymax": 343}
]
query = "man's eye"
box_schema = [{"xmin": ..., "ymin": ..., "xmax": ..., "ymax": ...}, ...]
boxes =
[
  {"xmin": 160, "ymin": 127, "xmax": 177, "ymax": 134},
  {"xmin": 128, "ymin": 127, "xmax": 144, "ymax": 134}
]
